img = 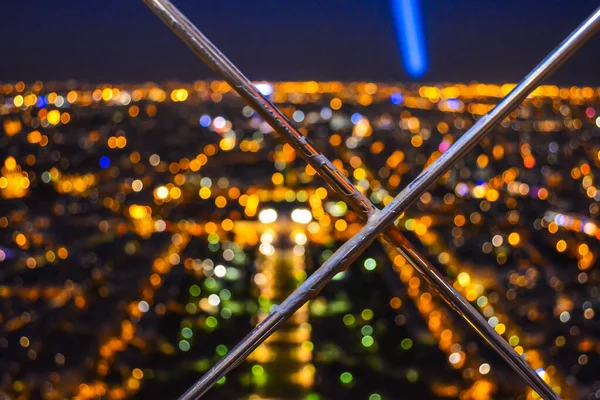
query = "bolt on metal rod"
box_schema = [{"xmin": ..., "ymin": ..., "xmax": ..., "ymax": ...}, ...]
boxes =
[{"xmin": 143, "ymin": 0, "xmax": 600, "ymax": 398}]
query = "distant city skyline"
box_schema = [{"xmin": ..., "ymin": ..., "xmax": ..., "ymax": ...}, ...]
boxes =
[{"xmin": 1, "ymin": 1, "xmax": 600, "ymax": 84}]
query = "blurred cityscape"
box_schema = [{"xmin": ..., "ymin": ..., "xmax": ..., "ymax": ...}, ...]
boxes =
[{"xmin": 0, "ymin": 80, "xmax": 599, "ymax": 400}]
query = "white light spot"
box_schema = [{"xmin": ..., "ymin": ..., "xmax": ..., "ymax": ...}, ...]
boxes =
[
  {"xmin": 536, "ymin": 368, "xmax": 547, "ymax": 379},
  {"xmin": 260, "ymin": 232, "xmax": 275, "ymax": 244},
  {"xmin": 479, "ymin": 363, "xmax": 490, "ymax": 375},
  {"xmin": 223, "ymin": 249, "xmax": 234, "ymax": 261},
  {"xmin": 259, "ymin": 209, "xmax": 277, "ymax": 224},
  {"xmin": 214, "ymin": 264, "xmax": 226, "ymax": 278},
  {"xmin": 213, "ymin": 116, "xmax": 226, "ymax": 130},
  {"xmin": 254, "ymin": 273, "xmax": 267, "ymax": 285},
  {"xmin": 132, "ymin": 179, "xmax": 143, "ymax": 192},
  {"xmin": 294, "ymin": 232, "xmax": 308, "ymax": 246},
  {"xmin": 449, "ymin": 353, "xmax": 461, "ymax": 364},
  {"xmin": 149, "ymin": 154, "xmax": 160, "ymax": 166},
  {"xmin": 492, "ymin": 235, "xmax": 503, "ymax": 247},
  {"xmin": 320, "ymin": 107, "xmax": 332, "ymax": 120},
  {"xmin": 155, "ymin": 219, "xmax": 166, "ymax": 232},
  {"xmin": 254, "ymin": 83, "xmax": 273, "ymax": 96},
  {"xmin": 292, "ymin": 110, "xmax": 305, "ymax": 122},
  {"xmin": 259, "ymin": 243, "xmax": 275, "ymax": 256},
  {"xmin": 156, "ymin": 186, "xmax": 169, "ymax": 199},
  {"xmin": 293, "ymin": 245, "xmax": 305, "ymax": 257},
  {"xmin": 208, "ymin": 294, "xmax": 221, "ymax": 306},
  {"xmin": 138, "ymin": 301, "xmax": 149, "ymax": 313},
  {"xmin": 291, "ymin": 208, "xmax": 312, "ymax": 224}
]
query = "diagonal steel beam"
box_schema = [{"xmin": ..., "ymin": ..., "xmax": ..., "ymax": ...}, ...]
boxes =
[
  {"xmin": 143, "ymin": 1, "xmax": 600, "ymax": 398},
  {"xmin": 139, "ymin": 7, "xmax": 549, "ymax": 395}
]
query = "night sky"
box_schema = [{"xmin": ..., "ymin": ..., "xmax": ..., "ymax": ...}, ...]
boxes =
[{"xmin": 2, "ymin": 0, "xmax": 599, "ymax": 84}]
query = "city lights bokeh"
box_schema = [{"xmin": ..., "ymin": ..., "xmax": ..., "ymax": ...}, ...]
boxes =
[{"xmin": 0, "ymin": 79, "xmax": 599, "ymax": 399}]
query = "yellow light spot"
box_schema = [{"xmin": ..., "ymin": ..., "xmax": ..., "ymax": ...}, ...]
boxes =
[
  {"xmin": 219, "ymin": 137, "xmax": 235, "ymax": 151},
  {"xmin": 47, "ymin": 110, "xmax": 61, "ymax": 125},
  {"xmin": 171, "ymin": 89, "xmax": 189, "ymax": 102},
  {"xmin": 485, "ymin": 189, "xmax": 499, "ymax": 202},
  {"xmin": 3, "ymin": 120, "xmax": 22, "ymax": 137},
  {"xmin": 127, "ymin": 378, "xmax": 140, "ymax": 390},
  {"xmin": 57, "ymin": 247, "xmax": 68, "ymax": 259},
  {"xmin": 67, "ymin": 90, "xmax": 78, "ymax": 103},
  {"xmin": 334, "ymin": 219, "xmax": 347, "ymax": 231},
  {"xmin": 330, "ymin": 98, "xmax": 342, "ymax": 110},
  {"xmin": 454, "ymin": 215, "xmax": 465, "ymax": 226},
  {"xmin": 472, "ymin": 186, "xmax": 486, "ymax": 199},
  {"xmin": 457, "ymin": 272, "xmax": 470, "ymax": 287},
  {"xmin": 492, "ymin": 144, "xmax": 505, "ymax": 159},
  {"xmin": 15, "ymin": 233, "xmax": 27, "ymax": 247},
  {"xmin": 222, "ymin": 219, "xmax": 234, "ymax": 231},
  {"xmin": 466, "ymin": 289, "xmax": 478, "ymax": 301},
  {"xmin": 13, "ymin": 95, "xmax": 24, "ymax": 107},
  {"xmin": 508, "ymin": 232, "xmax": 520, "ymax": 246},
  {"xmin": 132, "ymin": 368, "xmax": 144, "ymax": 380},
  {"xmin": 215, "ymin": 196, "xmax": 227, "ymax": 208},
  {"xmin": 315, "ymin": 187, "xmax": 328, "ymax": 199},
  {"xmin": 329, "ymin": 134, "xmax": 342, "ymax": 146},
  {"xmin": 272, "ymin": 172, "xmax": 284, "ymax": 186},
  {"xmin": 390, "ymin": 297, "xmax": 402, "ymax": 309},
  {"xmin": 5, "ymin": 157, "xmax": 16, "ymax": 171},
  {"xmin": 129, "ymin": 205, "xmax": 149, "ymax": 219},
  {"xmin": 102, "ymin": 88, "xmax": 113, "ymax": 101},
  {"xmin": 60, "ymin": 112, "xmax": 71, "ymax": 124},
  {"xmin": 46, "ymin": 251, "xmax": 56, "ymax": 263},
  {"xmin": 199, "ymin": 187, "xmax": 211, "ymax": 199},
  {"xmin": 410, "ymin": 135, "xmax": 423, "ymax": 147},
  {"xmin": 437, "ymin": 121, "xmax": 449, "ymax": 134},
  {"xmin": 476, "ymin": 154, "xmax": 489, "ymax": 168},
  {"xmin": 494, "ymin": 323, "xmax": 506, "ymax": 335},
  {"xmin": 26, "ymin": 258, "xmax": 36, "ymax": 269},
  {"xmin": 129, "ymin": 105, "xmax": 140, "ymax": 118},
  {"xmin": 116, "ymin": 136, "xmax": 127, "ymax": 148},
  {"xmin": 169, "ymin": 187, "xmax": 182, "ymax": 200},
  {"xmin": 556, "ymin": 240, "xmax": 567, "ymax": 252},
  {"xmin": 20, "ymin": 336, "xmax": 30, "ymax": 347},
  {"xmin": 27, "ymin": 130, "xmax": 42, "ymax": 144},
  {"xmin": 353, "ymin": 168, "xmax": 366, "ymax": 180}
]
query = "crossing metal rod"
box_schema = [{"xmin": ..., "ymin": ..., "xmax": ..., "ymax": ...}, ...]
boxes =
[
  {"xmin": 141, "ymin": 3, "xmax": 560, "ymax": 397},
  {"xmin": 143, "ymin": 0, "xmax": 599, "ymax": 398}
]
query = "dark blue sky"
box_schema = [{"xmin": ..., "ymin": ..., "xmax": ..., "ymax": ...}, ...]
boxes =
[{"xmin": 1, "ymin": 1, "xmax": 599, "ymax": 84}]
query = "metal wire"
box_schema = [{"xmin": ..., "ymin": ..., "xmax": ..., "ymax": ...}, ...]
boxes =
[{"xmin": 143, "ymin": 1, "xmax": 600, "ymax": 398}]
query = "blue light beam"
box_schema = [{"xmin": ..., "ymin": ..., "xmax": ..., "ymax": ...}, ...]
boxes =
[{"xmin": 391, "ymin": 0, "xmax": 429, "ymax": 78}]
